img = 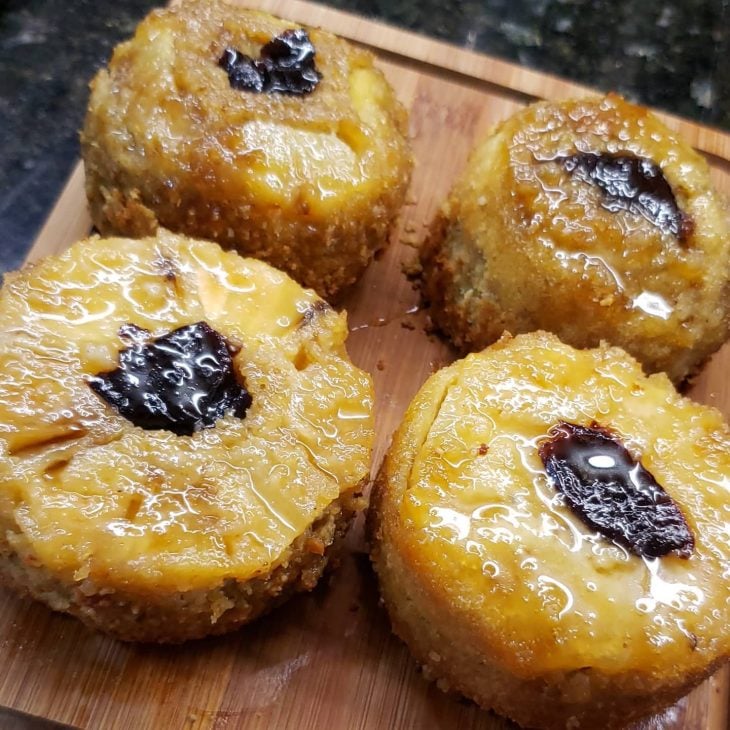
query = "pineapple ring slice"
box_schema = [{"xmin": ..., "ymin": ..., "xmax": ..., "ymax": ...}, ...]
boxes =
[
  {"xmin": 81, "ymin": 0, "xmax": 412, "ymax": 300},
  {"xmin": 0, "ymin": 230, "xmax": 373, "ymax": 642},
  {"xmin": 369, "ymin": 331, "xmax": 730, "ymax": 729}
]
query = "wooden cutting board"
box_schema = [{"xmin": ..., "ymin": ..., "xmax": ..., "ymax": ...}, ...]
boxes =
[{"xmin": 4, "ymin": 1, "xmax": 730, "ymax": 727}]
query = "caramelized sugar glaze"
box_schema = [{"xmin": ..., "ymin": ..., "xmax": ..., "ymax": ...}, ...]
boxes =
[
  {"xmin": 0, "ymin": 231, "xmax": 373, "ymax": 640},
  {"xmin": 421, "ymin": 95, "xmax": 730, "ymax": 383},
  {"xmin": 369, "ymin": 332, "xmax": 730, "ymax": 729}
]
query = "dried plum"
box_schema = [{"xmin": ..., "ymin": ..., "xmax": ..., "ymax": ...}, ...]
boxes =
[
  {"xmin": 538, "ymin": 421, "xmax": 694, "ymax": 558},
  {"xmin": 89, "ymin": 322, "xmax": 252, "ymax": 436},
  {"xmin": 219, "ymin": 29, "xmax": 322, "ymax": 95},
  {"xmin": 560, "ymin": 152, "xmax": 691, "ymax": 242}
]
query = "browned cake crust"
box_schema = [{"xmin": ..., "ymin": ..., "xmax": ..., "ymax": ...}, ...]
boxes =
[
  {"xmin": 82, "ymin": 0, "xmax": 412, "ymax": 300},
  {"xmin": 1, "ymin": 489, "xmax": 361, "ymax": 643},
  {"xmin": 420, "ymin": 95, "xmax": 730, "ymax": 384},
  {"xmin": 369, "ymin": 506, "xmax": 724, "ymax": 730}
]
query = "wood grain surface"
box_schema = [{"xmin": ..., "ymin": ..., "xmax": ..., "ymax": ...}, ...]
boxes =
[{"xmin": 3, "ymin": 1, "xmax": 730, "ymax": 728}]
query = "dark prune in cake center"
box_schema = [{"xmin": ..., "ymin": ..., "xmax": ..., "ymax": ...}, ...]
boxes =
[
  {"xmin": 559, "ymin": 152, "xmax": 690, "ymax": 241},
  {"xmin": 219, "ymin": 28, "xmax": 322, "ymax": 95},
  {"xmin": 538, "ymin": 421, "xmax": 694, "ymax": 558},
  {"xmin": 89, "ymin": 321, "xmax": 252, "ymax": 436}
]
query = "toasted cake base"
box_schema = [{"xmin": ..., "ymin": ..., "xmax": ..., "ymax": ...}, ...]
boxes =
[
  {"xmin": 368, "ymin": 517, "xmax": 723, "ymax": 730},
  {"xmin": 369, "ymin": 331, "xmax": 730, "ymax": 728},
  {"xmin": 1, "ymin": 489, "xmax": 362, "ymax": 643}
]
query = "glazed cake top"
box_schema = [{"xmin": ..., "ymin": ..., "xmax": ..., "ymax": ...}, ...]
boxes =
[
  {"xmin": 0, "ymin": 231, "xmax": 373, "ymax": 593},
  {"xmin": 84, "ymin": 0, "xmax": 410, "ymax": 216}
]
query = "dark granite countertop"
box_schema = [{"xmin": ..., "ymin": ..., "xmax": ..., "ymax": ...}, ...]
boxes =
[{"xmin": 1, "ymin": 0, "xmax": 728, "ymax": 273}]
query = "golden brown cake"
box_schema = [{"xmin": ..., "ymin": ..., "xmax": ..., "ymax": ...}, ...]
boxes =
[
  {"xmin": 0, "ymin": 230, "xmax": 374, "ymax": 642},
  {"xmin": 81, "ymin": 0, "xmax": 412, "ymax": 300},
  {"xmin": 420, "ymin": 94, "xmax": 730, "ymax": 383},
  {"xmin": 369, "ymin": 331, "xmax": 730, "ymax": 729}
]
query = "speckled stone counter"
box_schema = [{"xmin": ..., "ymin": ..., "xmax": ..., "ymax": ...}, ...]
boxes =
[{"xmin": 1, "ymin": 0, "xmax": 728, "ymax": 274}]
